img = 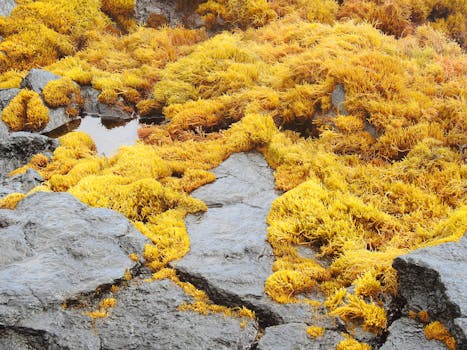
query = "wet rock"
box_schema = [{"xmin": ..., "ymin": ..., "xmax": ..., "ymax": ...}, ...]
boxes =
[
  {"xmin": 81, "ymin": 86, "xmax": 133, "ymax": 123},
  {"xmin": 0, "ymin": 191, "xmax": 147, "ymax": 326},
  {"xmin": 331, "ymin": 84, "xmax": 348, "ymax": 115},
  {"xmin": 257, "ymin": 323, "xmax": 344, "ymax": 350},
  {"xmin": 0, "ymin": 0, "xmax": 16, "ymax": 17},
  {"xmin": 134, "ymin": 0, "xmax": 203, "ymax": 28},
  {"xmin": 0, "ymin": 132, "xmax": 57, "ymax": 178},
  {"xmin": 0, "ymin": 278, "xmax": 258, "ymax": 350},
  {"xmin": 20, "ymin": 69, "xmax": 60, "ymax": 94},
  {"xmin": 393, "ymin": 235, "xmax": 467, "ymax": 349},
  {"xmin": 41, "ymin": 107, "xmax": 72, "ymax": 134},
  {"xmin": 380, "ymin": 318, "xmax": 445, "ymax": 350},
  {"xmin": 174, "ymin": 152, "xmax": 314, "ymax": 327},
  {"xmin": 98, "ymin": 280, "xmax": 258, "ymax": 349}
]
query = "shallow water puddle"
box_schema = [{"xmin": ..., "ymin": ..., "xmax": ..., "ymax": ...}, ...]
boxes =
[{"xmin": 45, "ymin": 116, "xmax": 141, "ymax": 157}]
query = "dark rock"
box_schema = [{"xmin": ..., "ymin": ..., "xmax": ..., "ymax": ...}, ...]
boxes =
[
  {"xmin": 173, "ymin": 152, "xmax": 315, "ymax": 327},
  {"xmin": 41, "ymin": 107, "xmax": 72, "ymax": 134},
  {"xmin": 81, "ymin": 86, "xmax": 133, "ymax": 123},
  {"xmin": 380, "ymin": 318, "xmax": 446, "ymax": 350},
  {"xmin": 0, "ymin": 0, "xmax": 16, "ymax": 17},
  {"xmin": 393, "ymin": 235, "xmax": 467, "ymax": 349},
  {"xmin": 257, "ymin": 323, "xmax": 344, "ymax": 350},
  {"xmin": 134, "ymin": 0, "xmax": 203, "ymax": 28},
  {"xmin": 0, "ymin": 192, "xmax": 147, "ymax": 325},
  {"xmin": 331, "ymin": 84, "xmax": 348, "ymax": 115},
  {"xmin": 20, "ymin": 69, "xmax": 60, "ymax": 94},
  {"xmin": 97, "ymin": 280, "xmax": 258, "ymax": 350},
  {"xmin": 0, "ymin": 132, "xmax": 57, "ymax": 179}
]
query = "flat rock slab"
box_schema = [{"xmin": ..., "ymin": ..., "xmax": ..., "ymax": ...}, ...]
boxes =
[
  {"xmin": 257, "ymin": 323, "xmax": 344, "ymax": 350},
  {"xmin": 380, "ymin": 318, "xmax": 446, "ymax": 350},
  {"xmin": 174, "ymin": 152, "xmax": 314, "ymax": 327},
  {"xmin": 0, "ymin": 192, "xmax": 147, "ymax": 326},
  {"xmin": 393, "ymin": 234, "xmax": 467, "ymax": 349}
]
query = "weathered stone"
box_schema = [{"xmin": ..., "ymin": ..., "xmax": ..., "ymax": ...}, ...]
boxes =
[
  {"xmin": 81, "ymin": 86, "xmax": 100, "ymax": 116},
  {"xmin": 134, "ymin": 0, "xmax": 203, "ymax": 28},
  {"xmin": 20, "ymin": 69, "xmax": 60, "ymax": 94},
  {"xmin": 0, "ymin": 168, "xmax": 43, "ymax": 199},
  {"xmin": 331, "ymin": 84, "xmax": 348, "ymax": 115},
  {"xmin": 0, "ymin": 132, "xmax": 57, "ymax": 179},
  {"xmin": 41, "ymin": 107, "xmax": 72, "ymax": 134},
  {"xmin": 380, "ymin": 318, "xmax": 446, "ymax": 350},
  {"xmin": 0, "ymin": 0, "xmax": 16, "ymax": 17},
  {"xmin": 1, "ymin": 278, "xmax": 258, "ymax": 350},
  {"xmin": 257, "ymin": 323, "xmax": 344, "ymax": 350},
  {"xmin": 0, "ymin": 192, "xmax": 147, "ymax": 325},
  {"xmin": 174, "ymin": 152, "xmax": 315, "ymax": 327},
  {"xmin": 98, "ymin": 103, "xmax": 133, "ymax": 123},
  {"xmin": 393, "ymin": 235, "xmax": 467, "ymax": 350}
]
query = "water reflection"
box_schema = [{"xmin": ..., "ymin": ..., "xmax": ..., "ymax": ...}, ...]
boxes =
[{"xmin": 44, "ymin": 116, "xmax": 141, "ymax": 157}]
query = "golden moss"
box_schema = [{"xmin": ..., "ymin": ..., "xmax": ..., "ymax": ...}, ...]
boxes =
[
  {"xmin": 43, "ymin": 77, "xmax": 81, "ymax": 108},
  {"xmin": 0, "ymin": 193, "xmax": 26, "ymax": 209},
  {"xmin": 425, "ymin": 321, "xmax": 456, "ymax": 350},
  {"xmin": 306, "ymin": 325, "xmax": 325, "ymax": 338},
  {"xmin": 336, "ymin": 334, "xmax": 371, "ymax": 350},
  {"xmin": 1, "ymin": 89, "xmax": 49, "ymax": 132}
]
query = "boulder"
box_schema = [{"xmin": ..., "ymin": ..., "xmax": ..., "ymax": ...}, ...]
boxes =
[
  {"xmin": 0, "ymin": 132, "xmax": 57, "ymax": 179},
  {"xmin": 0, "ymin": 0, "xmax": 16, "ymax": 17},
  {"xmin": 41, "ymin": 107, "xmax": 72, "ymax": 134},
  {"xmin": 380, "ymin": 318, "xmax": 446, "ymax": 350},
  {"xmin": 81, "ymin": 86, "xmax": 133, "ymax": 123},
  {"xmin": 257, "ymin": 323, "xmax": 344, "ymax": 350},
  {"xmin": 134, "ymin": 0, "xmax": 203, "ymax": 28},
  {"xmin": 20, "ymin": 69, "xmax": 60, "ymax": 94},
  {"xmin": 393, "ymin": 235, "xmax": 467, "ymax": 349},
  {"xmin": 174, "ymin": 152, "xmax": 315, "ymax": 327}
]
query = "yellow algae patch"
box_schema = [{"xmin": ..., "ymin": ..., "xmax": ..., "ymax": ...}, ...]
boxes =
[
  {"xmin": 425, "ymin": 321, "xmax": 456, "ymax": 350},
  {"xmin": 1, "ymin": 89, "xmax": 49, "ymax": 132},
  {"xmin": 0, "ymin": 193, "xmax": 26, "ymax": 209},
  {"xmin": 306, "ymin": 325, "xmax": 325, "ymax": 338},
  {"xmin": 42, "ymin": 77, "xmax": 81, "ymax": 108},
  {"xmin": 336, "ymin": 334, "xmax": 371, "ymax": 350}
]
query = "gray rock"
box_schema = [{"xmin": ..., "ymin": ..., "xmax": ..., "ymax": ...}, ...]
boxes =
[
  {"xmin": 0, "ymin": 168, "xmax": 43, "ymax": 198},
  {"xmin": 257, "ymin": 323, "xmax": 344, "ymax": 350},
  {"xmin": 81, "ymin": 86, "xmax": 133, "ymax": 122},
  {"xmin": 380, "ymin": 318, "xmax": 446, "ymax": 350},
  {"xmin": 0, "ymin": 192, "xmax": 147, "ymax": 325},
  {"xmin": 20, "ymin": 69, "xmax": 60, "ymax": 94},
  {"xmin": 41, "ymin": 107, "xmax": 71, "ymax": 134},
  {"xmin": 1, "ymin": 278, "xmax": 258, "ymax": 350},
  {"xmin": 98, "ymin": 280, "xmax": 258, "ymax": 350},
  {"xmin": 134, "ymin": 0, "xmax": 203, "ymax": 28},
  {"xmin": 0, "ymin": 0, "xmax": 16, "ymax": 17},
  {"xmin": 0, "ymin": 132, "xmax": 57, "ymax": 179},
  {"xmin": 331, "ymin": 84, "xmax": 348, "ymax": 115},
  {"xmin": 393, "ymin": 235, "xmax": 467, "ymax": 349},
  {"xmin": 173, "ymin": 152, "xmax": 315, "ymax": 327}
]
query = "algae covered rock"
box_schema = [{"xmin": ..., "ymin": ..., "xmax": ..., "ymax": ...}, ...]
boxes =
[
  {"xmin": 174, "ymin": 152, "xmax": 314, "ymax": 326},
  {"xmin": 380, "ymin": 318, "xmax": 446, "ymax": 350},
  {"xmin": 134, "ymin": 0, "xmax": 203, "ymax": 28},
  {"xmin": 393, "ymin": 235, "xmax": 467, "ymax": 349},
  {"xmin": 20, "ymin": 69, "xmax": 61, "ymax": 95}
]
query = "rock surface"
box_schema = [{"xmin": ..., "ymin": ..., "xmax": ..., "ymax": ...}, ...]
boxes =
[
  {"xmin": 134, "ymin": 0, "xmax": 203, "ymax": 28},
  {"xmin": 0, "ymin": 192, "xmax": 258, "ymax": 349},
  {"xmin": 174, "ymin": 152, "xmax": 314, "ymax": 327},
  {"xmin": 81, "ymin": 86, "xmax": 133, "ymax": 123},
  {"xmin": 0, "ymin": 169, "xmax": 43, "ymax": 199},
  {"xmin": 0, "ymin": 0, "xmax": 16, "ymax": 17},
  {"xmin": 380, "ymin": 318, "xmax": 446, "ymax": 350},
  {"xmin": 20, "ymin": 69, "xmax": 60, "ymax": 94},
  {"xmin": 331, "ymin": 84, "xmax": 348, "ymax": 115},
  {"xmin": 0, "ymin": 132, "xmax": 57, "ymax": 179},
  {"xmin": 257, "ymin": 323, "xmax": 344, "ymax": 350},
  {"xmin": 393, "ymin": 235, "xmax": 467, "ymax": 349},
  {"xmin": 0, "ymin": 192, "xmax": 147, "ymax": 323}
]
